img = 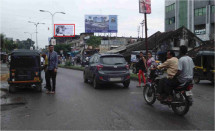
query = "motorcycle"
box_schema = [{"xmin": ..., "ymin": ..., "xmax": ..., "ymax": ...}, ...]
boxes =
[{"xmin": 143, "ymin": 68, "xmax": 193, "ymax": 116}]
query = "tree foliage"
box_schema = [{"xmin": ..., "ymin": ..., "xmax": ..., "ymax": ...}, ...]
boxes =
[
  {"xmin": 0, "ymin": 33, "xmax": 35, "ymax": 53},
  {"xmin": 86, "ymin": 36, "xmax": 101, "ymax": 48},
  {"xmin": 54, "ymin": 43, "xmax": 72, "ymax": 56},
  {"xmin": 0, "ymin": 34, "xmax": 18, "ymax": 53}
]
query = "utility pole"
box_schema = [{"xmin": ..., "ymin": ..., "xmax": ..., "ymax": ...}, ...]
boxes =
[
  {"xmin": 144, "ymin": 13, "xmax": 148, "ymax": 60},
  {"xmin": 137, "ymin": 26, "xmax": 140, "ymax": 39},
  {"xmin": 28, "ymin": 21, "xmax": 45, "ymax": 50},
  {"xmin": 140, "ymin": 20, "xmax": 144, "ymax": 40}
]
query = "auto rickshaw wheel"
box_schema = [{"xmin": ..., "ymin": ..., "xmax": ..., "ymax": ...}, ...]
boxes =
[
  {"xmin": 193, "ymin": 77, "xmax": 200, "ymax": 84},
  {"xmin": 9, "ymin": 85, "xmax": 16, "ymax": 93}
]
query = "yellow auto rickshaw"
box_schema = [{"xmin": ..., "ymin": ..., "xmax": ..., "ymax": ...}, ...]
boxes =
[{"xmin": 193, "ymin": 51, "xmax": 215, "ymax": 84}]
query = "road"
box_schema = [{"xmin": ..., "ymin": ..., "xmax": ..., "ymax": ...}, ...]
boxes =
[{"xmin": 1, "ymin": 67, "xmax": 214, "ymax": 130}]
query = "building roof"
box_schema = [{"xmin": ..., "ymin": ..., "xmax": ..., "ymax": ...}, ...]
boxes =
[{"xmin": 108, "ymin": 26, "xmax": 205, "ymax": 57}]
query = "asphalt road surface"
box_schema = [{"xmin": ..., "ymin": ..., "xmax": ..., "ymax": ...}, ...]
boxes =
[{"xmin": 1, "ymin": 68, "xmax": 214, "ymax": 130}]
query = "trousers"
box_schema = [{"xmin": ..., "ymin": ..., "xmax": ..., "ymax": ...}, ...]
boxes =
[
  {"xmin": 157, "ymin": 77, "xmax": 180, "ymax": 95},
  {"xmin": 46, "ymin": 70, "xmax": 57, "ymax": 91},
  {"xmin": 138, "ymin": 69, "xmax": 146, "ymax": 85}
]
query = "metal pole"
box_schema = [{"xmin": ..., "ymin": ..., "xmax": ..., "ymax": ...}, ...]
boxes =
[
  {"xmin": 144, "ymin": 13, "xmax": 148, "ymax": 60},
  {"xmin": 142, "ymin": 24, "xmax": 143, "ymax": 39},
  {"xmin": 36, "ymin": 24, "xmax": 38, "ymax": 49},
  {"xmin": 52, "ymin": 14, "xmax": 54, "ymax": 37},
  {"xmin": 30, "ymin": 34, "xmax": 32, "ymax": 47}
]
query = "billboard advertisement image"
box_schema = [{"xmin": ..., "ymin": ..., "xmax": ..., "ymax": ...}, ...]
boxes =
[
  {"xmin": 54, "ymin": 24, "xmax": 75, "ymax": 37},
  {"xmin": 85, "ymin": 15, "xmax": 117, "ymax": 33},
  {"xmin": 139, "ymin": 0, "xmax": 151, "ymax": 14}
]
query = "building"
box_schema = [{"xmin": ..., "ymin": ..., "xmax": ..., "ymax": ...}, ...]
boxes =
[
  {"xmin": 100, "ymin": 38, "xmax": 128, "ymax": 53},
  {"xmin": 108, "ymin": 26, "xmax": 205, "ymax": 62},
  {"xmin": 165, "ymin": 0, "xmax": 215, "ymax": 41}
]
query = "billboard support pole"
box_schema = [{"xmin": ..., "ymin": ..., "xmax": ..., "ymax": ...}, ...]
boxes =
[{"xmin": 144, "ymin": 13, "xmax": 148, "ymax": 60}]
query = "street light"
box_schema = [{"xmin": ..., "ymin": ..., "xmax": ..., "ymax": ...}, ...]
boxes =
[
  {"xmin": 24, "ymin": 32, "xmax": 36, "ymax": 48},
  {"xmin": 39, "ymin": 10, "xmax": 66, "ymax": 37},
  {"xmin": 140, "ymin": 20, "xmax": 145, "ymax": 40},
  {"xmin": 28, "ymin": 21, "xmax": 45, "ymax": 49}
]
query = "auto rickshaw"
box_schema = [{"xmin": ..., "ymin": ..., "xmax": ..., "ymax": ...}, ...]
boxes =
[
  {"xmin": 193, "ymin": 51, "xmax": 215, "ymax": 84},
  {"xmin": 8, "ymin": 49, "xmax": 43, "ymax": 92}
]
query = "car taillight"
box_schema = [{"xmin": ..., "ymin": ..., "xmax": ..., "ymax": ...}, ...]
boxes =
[
  {"xmin": 96, "ymin": 65, "xmax": 103, "ymax": 71},
  {"xmin": 99, "ymin": 76, "xmax": 103, "ymax": 80},
  {"xmin": 126, "ymin": 65, "xmax": 129, "ymax": 70},
  {"xmin": 187, "ymin": 84, "xmax": 193, "ymax": 90}
]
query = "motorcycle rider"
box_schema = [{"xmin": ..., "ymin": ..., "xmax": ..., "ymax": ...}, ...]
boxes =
[{"xmin": 156, "ymin": 50, "xmax": 178, "ymax": 101}]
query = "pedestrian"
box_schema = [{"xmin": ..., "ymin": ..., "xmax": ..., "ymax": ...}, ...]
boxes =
[
  {"xmin": 46, "ymin": 45, "xmax": 58, "ymax": 94},
  {"xmin": 146, "ymin": 51, "xmax": 156, "ymax": 74},
  {"xmin": 41, "ymin": 53, "xmax": 49, "ymax": 89},
  {"xmin": 136, "ymin": 52, "xmax": 147, "ymax": 87}
]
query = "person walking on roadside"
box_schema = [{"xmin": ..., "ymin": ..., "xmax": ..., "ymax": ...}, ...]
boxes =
[
  {"xmin": 137, "ymin": 52, "xmax": 147, "ymax": 87},
  {"xmin": 46, "ymin": 45, "xmax": 58, "ymax": 94},
  {"xmin": 146, "ymin": 51, "xmax": 156, "ymax": 74}
]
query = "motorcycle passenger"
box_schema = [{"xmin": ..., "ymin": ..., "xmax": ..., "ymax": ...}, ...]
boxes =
[
  {"xmin": 156, "ymin": 50, "xmax": 178, "ymax": 101},
  {"xmin": 176, "ymin": 45, "xmax": 195, "ymax": 86}
]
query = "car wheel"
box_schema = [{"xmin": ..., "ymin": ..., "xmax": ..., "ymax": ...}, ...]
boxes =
[
  {"xmin": 83, "ymin": 72, "xmax": 88, "ymax": 83},
  {"xmin": 123, "ymin": 80, "xmax": 130, "ymax": 88},
  {"xmin": 93, "ymin": 76, "xmax": 99, "ymax": 89}
]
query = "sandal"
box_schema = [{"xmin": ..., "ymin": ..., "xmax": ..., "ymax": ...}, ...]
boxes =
[
  {"xmin": 50, "ymin": 91, "xmax": 55, "ymax": 94},
  {"xmin": 46, "ymin": 91, "xmax": 50, "ymax": 94}
]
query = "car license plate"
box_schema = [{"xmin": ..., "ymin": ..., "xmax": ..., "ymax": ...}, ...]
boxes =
[
  {"xmin": 185, "ymin": 91, "xmax": 193, "ymax": 96},
  {"xmin": 110, "ymin": 78, "xmax": 121, "ymax": 81}
]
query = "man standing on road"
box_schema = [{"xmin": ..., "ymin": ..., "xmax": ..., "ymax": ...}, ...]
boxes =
[{"xmin": 47, "ymin": 45, "xmax": 58, "ymax": 94}]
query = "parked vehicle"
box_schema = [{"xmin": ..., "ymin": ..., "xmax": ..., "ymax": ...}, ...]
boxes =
[
  {"xmin": 7, "ymin": 49, "xmax": 43, "ymax": 93},
  {"xmin": 143, "ymin": 68, "xmax": 193, "ymax": 116},
  {"xmin": 83, "ymin": 53, "xmax": 130, "ymax": 89},
  {"xmin": 193, "ymin": 51, "xmax": 215, "ymax": 84}
]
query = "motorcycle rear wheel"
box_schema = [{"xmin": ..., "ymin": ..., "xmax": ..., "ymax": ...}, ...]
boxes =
[
  {"xmin": 143, "ymin": 85, "xmax": 156, "ymax": 105},
  {"xmin": 171, "ymin": 93, "xmax": 190, "ymax": 116}
]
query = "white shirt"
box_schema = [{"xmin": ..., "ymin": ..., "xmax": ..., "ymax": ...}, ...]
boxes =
[{"xmin": 177, "ymin": 56, "xmax": 195, "ymax": 83}]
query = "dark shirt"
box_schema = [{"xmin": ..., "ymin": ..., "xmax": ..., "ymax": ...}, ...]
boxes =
[
  {"xmin": 48, "ymin": 51, "xmax": 58, "ymax": 70},
  {"xmin": 137, "ymin": 57, "xmax": 146, "ymax": 71}
]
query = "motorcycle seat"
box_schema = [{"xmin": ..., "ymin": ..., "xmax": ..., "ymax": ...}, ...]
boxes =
[{"xmin": 175, "ymin": 80, "xmax": 193, "ymax": 90}]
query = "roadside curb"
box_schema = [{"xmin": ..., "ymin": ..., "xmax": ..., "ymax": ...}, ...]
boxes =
[{"xmin": 59, "ymin": 65, "xmax": 139, "ymax": 81}]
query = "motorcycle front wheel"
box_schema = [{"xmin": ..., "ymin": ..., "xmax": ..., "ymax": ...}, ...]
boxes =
[
  {"xmin": 171, "ymin": 93, "xmax": 190, "ymax": 116},
  {"xmin": 143, "ymin": 84, "xmax": 156, "ymax": 105}
]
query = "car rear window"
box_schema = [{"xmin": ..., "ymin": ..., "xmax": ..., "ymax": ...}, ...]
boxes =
[{"xmin": 100, "ymin": 56, "xmax": 126, "ymax": 65}]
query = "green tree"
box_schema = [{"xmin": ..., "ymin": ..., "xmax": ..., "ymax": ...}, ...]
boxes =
[
  {"xmin": 86, "ymin": 36, "xmax": 101, "ymax": 48},
  {"xmin": 0, "ymin": 33, "xmax": 18, "ymax": 53},
  {"xmin": 54, "ymin": 43, "xmax": 72, "ymax": 56}
]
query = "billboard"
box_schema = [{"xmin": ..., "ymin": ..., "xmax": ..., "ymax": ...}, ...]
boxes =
[
  {"xmin": 54, "ymin": 24, "xmax": 75, "ymax": 37},
  {"xmin": 139, "ymin": 0, "xmax": 151, "ymax": 14},
  {"xmin": 85, "ymin": 15, "xmax": 117, "ymax": 33}
]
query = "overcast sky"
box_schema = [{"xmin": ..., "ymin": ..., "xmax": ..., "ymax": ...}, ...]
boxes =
[{"xmin": 0, "ymin": 0, "xmax": 164, "ymax": 48}]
